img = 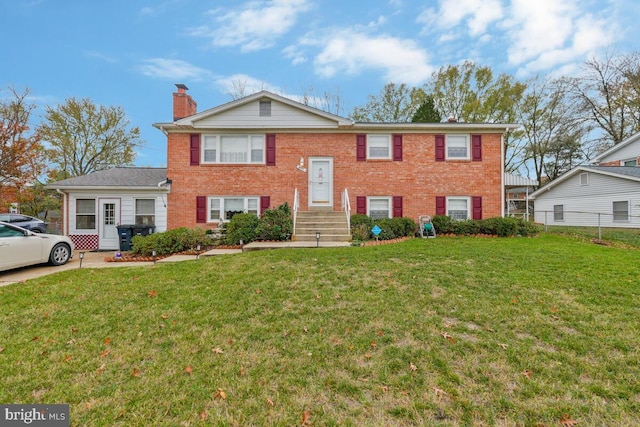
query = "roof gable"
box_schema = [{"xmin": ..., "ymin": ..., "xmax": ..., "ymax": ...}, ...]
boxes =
[
  {"xmin": 175, "ymin": 91, "xmax": 352, "ymax": 129},
  {"xmin": 530, "ymin": 166, "xmax": 640, "ymax": 198}
]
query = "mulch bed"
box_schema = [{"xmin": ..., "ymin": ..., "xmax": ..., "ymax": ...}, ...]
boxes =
[{"xmin": 104, "ymin": 245, "xmax": 241, "ymax": 262}]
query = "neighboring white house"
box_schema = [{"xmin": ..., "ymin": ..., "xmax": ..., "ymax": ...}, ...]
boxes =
[
  {"xmin": 530, "ymin": 166, "xmax": 640, "ymax": 228},
  {"xmin": 592, "ymin": 132, "xmax": 640, "ymax": 166},
  {"xmin": 48, "ymin": 168, "xmax": 170, "ymax": 250}
]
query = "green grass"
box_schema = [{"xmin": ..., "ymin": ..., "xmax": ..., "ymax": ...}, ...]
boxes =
[
  {"xmin": 1, "ymin": 233, "xmax": 639, "ymax": 426},
  {"xmin": 544, "ymin": 224, "xmax": 640, "ymax": 248}
]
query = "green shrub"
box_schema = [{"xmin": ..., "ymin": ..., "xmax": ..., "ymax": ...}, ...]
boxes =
[
  {"xmin": 431, "ymin": 216, "xmax": 540, "ymax": 237},
  {"xmin": 257, "ymin": 203, "xmax": 292, "ymax": 241},
  {"xmin": 351, "ymin": 223, "xmax": 371, "ymax": 241},
  {"xmin": 432, "ymin": 215, "xmax": 455, "ymax": 234},
  {"xmin": 453, "ymin": 219, "xmax": 481, "ymax": 235},
  {"xmin": 224, "ymin": 213, "xmax": 260, "ymax": 245},
  {"xmin": 131, "ymin": 227, "xmax": 209, "ymax": 256},
  {"xmin": 517, "ymin": 219, "xmax": 540, "ymax": 237}
]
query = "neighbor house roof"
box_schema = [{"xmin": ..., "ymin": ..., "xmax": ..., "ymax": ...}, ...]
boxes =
[
  {"xmin": 530, "ymin": 166, "xmax": 640, "ymax": 199},
  {"xmin": 47, "ymin": 167, "xmax": 168, "ymax": 191},
  {"xmin": 591, "ymin": 132, "xmax": 640, "ymax": 164}
]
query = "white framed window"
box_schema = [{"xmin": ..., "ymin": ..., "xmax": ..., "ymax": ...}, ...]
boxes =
[
  {"xmin": 613, "ymin": 200, "xmax": 629, "ymax": 221},
  {"xmin": 446, "ymin": 135, "xmax": 470, "ymax": 160},
  {"xmin": 447, "ymin": 197, "xmax": 470, "ymax": 220},
  {"xmin": 76, "ymin": 199, "xmax": 96, "ymax": 230},
  {"xmin": 202, "ymin": 135, "xmax": 265, "ymax": 164},
  {"xmin": 135, "ymin": 199, "xmax": 156, "ymax": 225},
  {"xmin": 208, "ymin": 197, "xmax": 259, "ymax": 222},
  {"xmin": 580, "ymin": 173, "xmax": 589, "ymax": 186},
  {"xmin": 553, "ymin": 204, "xmax": 564, "ymax": 222},
  {"xmin": 367, "ymin": 135, "xmax": 391, "ymax": 159},
  {"xmin": 622, "ymin": 159, "xmax": 638, "ymax": 166},
  {"xmin": 367, "ymin": 197, "xmax": 391, "ymax": 219},
  {"xmin": 259, "ymin": 101, "xmax": 271, "ymax": 117}
]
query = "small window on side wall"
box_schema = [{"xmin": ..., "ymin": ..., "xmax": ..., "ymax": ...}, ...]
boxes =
[
  {"xmin": 260, "ymin": 101, "xmax": 271, "ymax": 117},
  {"xmin": 580, "ymin": 173, "xmax": 589, "ymax": 186},
  {"xmin": 553, "ymin": 204, "xmax": 564, "ymax": 221},
  {"xmin": 135, "ymin": 199, "xmax": 156, "ymax": 225},
  {"xmin": 622, "ymin": 159, "xmax": 638, "ymax": 166},
  {"xmin": 76, "ymin": 199, "xmax": 96, "ymax": 230},
  {"xmin": 613, "ymin": 201, "xmax": 629, "ymax": 221}
]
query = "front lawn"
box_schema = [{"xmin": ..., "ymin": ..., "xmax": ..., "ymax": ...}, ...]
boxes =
[{"xmin": 1, "ymin": 234, "xmax": 639, "ymax": 426}]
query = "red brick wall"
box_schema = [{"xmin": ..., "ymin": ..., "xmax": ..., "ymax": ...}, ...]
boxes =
[{"xmin": 166, "ymin": 132, "xmax": 503, "ymax": 229}]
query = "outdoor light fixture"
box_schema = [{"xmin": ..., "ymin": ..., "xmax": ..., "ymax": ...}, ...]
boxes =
[
  {"xmin": 79, "ymin": 252, "xmax": 85, "ymax": 268},
  {"xmin": 196, "ymin": 244, "xmax": 201, "ymax": 259},
  {"xmin": 316, "ymin": 231, "xmax": 320, "ymax": 248},
  {"xmin": 152, "ymin": 250, "xmax": 157, "ymax": 264}
]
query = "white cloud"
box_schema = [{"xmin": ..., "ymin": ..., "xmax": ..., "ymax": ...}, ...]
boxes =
[
  {"xmin": 85, "ymin": 50, "xmax": 118, "ymax": 64},
  {"xmin": 503, "ymin": 0, "xmax": 618, "ymax": 75},
  {"xmin": 191, "ymin": 0, "xmax": 312, "ymax": 52},
  {"xmin": 295, "ymin": 29, "xmax": 433, "ymax": 85},
  {"xmin": 139, "ymin": 58, "xmax": 214, "ymax": 81},
  {"xmin": 418, "ymin": 0, "xmax": 503, "ymax": 38}
]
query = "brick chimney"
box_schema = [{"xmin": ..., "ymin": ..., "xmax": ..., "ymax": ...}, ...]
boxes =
[{"xmin": 173, "ymin": 83, "xmax": 197, "ymax": 121}]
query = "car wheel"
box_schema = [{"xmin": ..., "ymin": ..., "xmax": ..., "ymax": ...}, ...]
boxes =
[{"xmin": 49, "ymin": 243, "xmax": 71, "ymax": 266}]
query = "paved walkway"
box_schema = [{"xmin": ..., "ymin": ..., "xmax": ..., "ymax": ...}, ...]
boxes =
[{"xmin": 0, "ymin": 242, "xmax": 349, "ymax": 287}]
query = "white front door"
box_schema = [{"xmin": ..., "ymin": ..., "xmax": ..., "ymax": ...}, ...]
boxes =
[
  {"xmin": 99, "ymin": 198, "xmax": 120, "ymax": 250},
  {"xmin": 309, "ymin": 157, "xmax": 333, "ymax": 208}
]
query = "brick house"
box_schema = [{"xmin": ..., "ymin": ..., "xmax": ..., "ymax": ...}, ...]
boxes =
[{"xmin": 153, "ymin": 85, "xmax": 518, "ymax": 240}]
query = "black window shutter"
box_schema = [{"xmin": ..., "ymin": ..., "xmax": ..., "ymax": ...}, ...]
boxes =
[
  {"xmin": 266, "ymin": 134, "xmax": 276, "ymax": 166},
  {"xmin": 356, "ymin": 134, "xmax": 366, "ymax": 161},
  {"xmin": 472, "ymin": 135, "xmax": 482, "ymax": 161},
  {"xmin": 356, "ymin": 196, "xmax": 366, "ymax": 215},
  {"xmin": 393, "ymin": 134, "xmax": 403, "ymax": 161},
  {"xmin": 435, "ymin": 135, "xmax": 445, "ymax": 161},
  {"xmin": 393, "ymin": 196, "xmax": 403, "ymax": 217},
  {"xmin": 260, "ymin": 196, "xmax": 270, "ymax": 214},
  {"xmin": 472, "ymin": 196, "xmax": 482, "ymax": 220},
  {"xmin": 436, "ymin": 196, "xmax": 446, "ymax": 216},
  {"xmin": 190, "ymin": 134, "xmax": 200, "ymax": 166},
  {"xmin": 196, "ymin": 196, "xmax": 206, "ymax": 223}
]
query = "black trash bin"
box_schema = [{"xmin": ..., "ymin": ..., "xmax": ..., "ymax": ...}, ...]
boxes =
[{"xmin": 117, "ymin": 225, "xmax": 135, "ymax": 251}]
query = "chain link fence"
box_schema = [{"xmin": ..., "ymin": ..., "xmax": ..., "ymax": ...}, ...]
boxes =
[{"xmin": 534, "ymin": 210, "xmax": 640, "ymax": 241}]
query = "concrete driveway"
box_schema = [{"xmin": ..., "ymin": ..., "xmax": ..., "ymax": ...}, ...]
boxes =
[{"xmin": 0, "ymin": 251, "xmax": 153, "ymax": 287}]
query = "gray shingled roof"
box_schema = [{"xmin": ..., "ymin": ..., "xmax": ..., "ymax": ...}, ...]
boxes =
[
  {"xmin": 583, "ymin": 165, "xmax": 640, "ymax": 179},
  {"xmin": 48, "ymin": 167, "xmax": 168, "ymax": 189}
]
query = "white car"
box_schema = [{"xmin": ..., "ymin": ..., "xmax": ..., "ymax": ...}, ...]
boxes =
[{"xmin": 0, "ymin": 221, "xmax": 74, "ymax": 272}]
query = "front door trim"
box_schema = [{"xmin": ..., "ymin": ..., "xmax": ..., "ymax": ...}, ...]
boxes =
[
  {"xmin": 308, "ymin": 157, "xmax": 333, "ymax": 208},
  {"xmin": 98, "ymin": 198, "xmax": 121, "ymax": 250}
]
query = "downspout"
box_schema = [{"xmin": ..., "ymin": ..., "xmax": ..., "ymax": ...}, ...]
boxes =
[
  {"xmin": 56, "ymin": 189, "xmax": 68, "ymax": 235},
  {"xmin": 501, "ymin": 131, "xmax": 505, "ymax": 218}
]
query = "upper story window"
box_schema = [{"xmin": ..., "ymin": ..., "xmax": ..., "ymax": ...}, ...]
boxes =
[
  {"xmin": 202, "ymin": 135, "xmax": 265, "ymax": 164},
  {"xmin": 446, "ymin": 135, "xmax": 470, "ymax": 159},
  {"xmin": 623, "ymin": 159, "xmax": 638, "ymax": 166},
  {"xmin": 367, "ymin": 135, "xmax": 391, "ymax": 159}
]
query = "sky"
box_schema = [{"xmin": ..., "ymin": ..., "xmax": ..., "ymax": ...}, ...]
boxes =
[{"xmin": 2, "ymin": 0, "xmax": 640, "ymax": 168}]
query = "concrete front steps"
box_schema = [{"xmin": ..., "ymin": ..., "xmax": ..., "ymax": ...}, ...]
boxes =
[{"xmin": 293, "ymin": 210, "xmax": 352, "ymax": 243}]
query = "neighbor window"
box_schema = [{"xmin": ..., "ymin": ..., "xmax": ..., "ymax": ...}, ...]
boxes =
[
  {"xmin": 580, "ymin": 173, "xmax": 589, "ymax": 186},
  {"xmin": 368, "ymin": 197, "xmax": 391, "ymax": 219},
  {"xmin": 613, "ymin": 201, "xmax": 629, "ymax": 221},
  {"xmin": 202, "ymin": 135, "xmax": 265, "ymax": 164},
  {"xmin": 208, "ymin": 197, "xmax": 259, "ymax": 222},
  {"xmin": 446, "ymin": 135, "xmax": 469, "ymax": 159},
  {"xmin": 553, "ymin": 204, "xmax": 564, "ymax": 222},
  {"xmin": 447, "ymin": 197, "xmax": 470, "ymax": 220},
  {"xmin": 76, "ymin": 199, "xmax": 96, "ymax": 230},
  {"xmin": 135, "ymin": 199, "xmax": 156, "ymax": 225},
  {"xmin": 367, "ymin": 135, "xmax": 391, "ymax": 159},
  {"xmin": 623, "ymin": 159, "xmax": 638, "ymax": 166}
]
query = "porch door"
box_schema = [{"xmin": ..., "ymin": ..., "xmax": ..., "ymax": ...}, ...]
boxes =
[
  {"xmin": 99, "ymin": 198, "xmax": 120, "ymax": 250},
  {"xmin": 309, "ymin": 157, "xmax": 333, "ymax": 208}
]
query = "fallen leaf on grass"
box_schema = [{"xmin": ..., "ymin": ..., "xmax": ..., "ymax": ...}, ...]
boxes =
[
  {"xmin": 433, "ymin": 387, "xmax": 448, "ymax": 398},
  {"xmin": 115, "ymin": 410, "xmax": 125, "ymax": 420},
  {"xmin": 96, "ymin": 364, "xmax": 106, "ymax": 374},
  {"xmin": 63, "ymin": 355, "xmax": 72, "ymax": 362},
  {"xmin": 381, "ymin": 385, "xmax": 389, "ymax": 393},
  {"xmin": 212, "ymin": 347, "xmax": 224, "ymax": 354},
  {"xmin": 410, "ymin": 362, "xmax": 418, "ymax": 372},
  {"xmin": 132, "ymin": 368, "xmax": 140, "ymax": 377},
  {"xmin": 441, "ymin": 332, "xmax": 455, "ymax": 343},
  {"xmin": 560, "ymin": 414, "xmax": 579, "ymax": 426},
  {"xmin": 71, "ymin": 326, "xmax": 79, "ymax": 333},
  {"xmin": 161, "ymin": 314, "xmax": 169, "ymax": 319},
  {"xmin": 200, "ymin": 411, "xmax": 208, "ymax": 421},
  {"xmin": 370, "ymin": 341, "xmax": 377, "ymax": 348},
  {"xmin": 300, "ymin": 410, "xmax": 311, "ymax": 426},
  {"xmin": 32, "ymin": 336, "xmax": 40, "ymax": 342},
  {"xmin": 100, "ymin": 349, "xmax": 111, "ymax": 357},
  {"xmin": 266, "ymin": 398, "xmax": 274, "ymax": 406},
  {"xmin": 184, "ymin": 365, "xmax": 192, "ymax": 375},
  {"xmin": 147, "ymin": 290, "xmax": 158, "ymax": 298},
  {"xmin": 0, "ymin": 347, "xmax": 4, "ymax": 353},
  {"xmin": 103, "ymin": 337, "xmax": 112, "ymax": 345},
  {"xmin": 213, "ymin": 388, "xmax": 227, "ymax": 400},
  {"xmin": 522, "ymin": 370, "xmax": 532, "ymax": 379},
  {"xmin": 498, "ymin": 343, "xmax": 508, "ymax": 350}
]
